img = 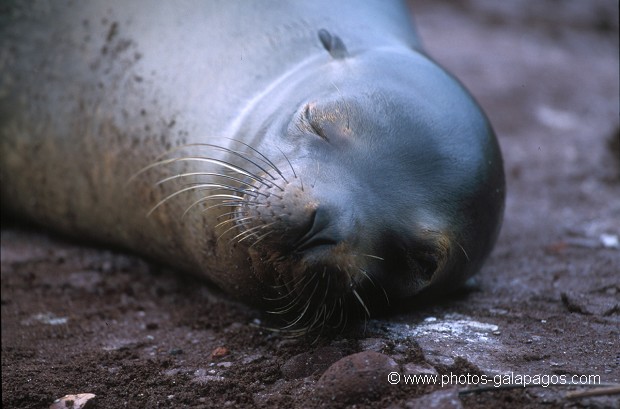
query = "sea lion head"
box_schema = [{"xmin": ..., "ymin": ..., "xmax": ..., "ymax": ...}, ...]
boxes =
[
  {"xmin": 145, "ymin": 36, "xmax": 505, "ymax": 333},
  {"xmin": 225, "ymin": 41, "xmax": 505, "ymax": 332}
]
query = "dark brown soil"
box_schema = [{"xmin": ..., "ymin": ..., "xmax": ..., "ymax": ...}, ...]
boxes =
[{"xmin": 2, "ymin": 1, "xmax": 619, "ymax": 408}]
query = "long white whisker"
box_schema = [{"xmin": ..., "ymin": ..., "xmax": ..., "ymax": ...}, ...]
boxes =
[
  {"xmin": 147, "ymin": 185, "xmax": 246, "ymax": 217},
  {"xmin": 155, "ymin": 171, "xmax": 257, "ymax": 190},
  {"xmin": 281, "ymin": 278, "xmax": 320, "ymax": 329},
  {"xmin": 359, "ymin": 267, "xmax": 390, "ymax": 306},
  {"xmin": 181, "ymin": 188, "xmax": 255, "ymax": 218},
  {"xmin": 215, "ymin": 215, "xmax": 256, "ymax": 230},
  {"xmin": 222, "ymin": 137, "xmax": 286, "ymax": 181},
  {"xmin": 132, "ymin": 156, "xmax": 275, "ymax": 189},
  {"xmin": 216, "ymin": 219, "xmax": 256, "ymax": 242},
  {"xmin": 248, "ymin": 231, "xmax": 273, "ymax": 249},
  {"xmin": 457, "ymin": 241, "xmax": 470, "ymax": 262},
  {"xmin": 237, "ymin": 222, "xmax": 277, "ymax": 244},
  {"xmin": 352, "ymin": 289, "xmax": 370, "ymax": 318},
  {"xmin": 354, "ymin": 253, "xmax": 384, "ymax": 261}
]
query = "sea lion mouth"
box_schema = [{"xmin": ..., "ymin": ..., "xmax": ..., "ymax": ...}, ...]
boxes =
[
  {"xmin": 241, "ymin": 200, "xmax": 380, "ymax": 334},
  {"xmin": 250, "ymin": 243, "xmax": 376, "ymax": 336},
  {"xmin": 273, "ymin": 266, "xmax": 353, "ymax": 332}
]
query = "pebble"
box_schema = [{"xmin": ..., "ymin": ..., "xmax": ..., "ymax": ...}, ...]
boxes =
[
  {"xmin": 49, "ymin": 393, "xmax": 96, "ymax": 409},
  {"xmin": 211, "ymin": 346, "xmax": 229, "ymax": 358},
  {"xmin": 281, "ymin": 346, "xmax": 344, "ymax": 379},
  {"xmin": 561, "ymin": 291, "xmax": 620, "ymax": 316},
  {"xmin": 316, "ymin": 350, "xmax": 399, "ymax": 404}
]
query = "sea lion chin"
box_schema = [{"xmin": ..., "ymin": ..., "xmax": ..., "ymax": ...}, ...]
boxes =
[{"xmin": 0, "ymin": 1, "xmax": 504, "ymax": 334}]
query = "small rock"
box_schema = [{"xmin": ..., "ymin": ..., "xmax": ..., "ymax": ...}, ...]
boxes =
[
  {"xmin": 600, "ymin": 233, "xmax": 619, "ymax": 249},
  {"xmin": 50, "ymin": 393, "xmax": 96, "ymax": 409},
  {"xmin": 211, "ymin": 346, "xmax": 229, "ymax": 358},
  {"xmin": 281, "ymin": 346, "xmax": 344, "ymax": 379},
  {"xmin": 405, "ymin": 388, "xmax": 463, "ymax": 409},
  {"xmin": 561, "ymin": 291, "xmax": 619, "ymax": 316},
  {"xmin": 316, "ymin": 350, "xmax": 399, "ymax": 404}
]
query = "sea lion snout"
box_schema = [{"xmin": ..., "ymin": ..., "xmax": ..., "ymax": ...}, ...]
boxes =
[{"xmin": 238, "ymin": 162, "xmax": 455, "ymax": 320}]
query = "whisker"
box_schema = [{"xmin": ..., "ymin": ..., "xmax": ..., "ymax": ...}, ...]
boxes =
[
  {"xmin": 201, "ymin": 201, "xmax": 267, "ymax": 213},
  {"xmin": 132, "ymin": 156, "xmax": 276, "ymax": 190},
  {"xmin": 214, "ymin": 215, "xmax": 256, "ymax": 230},
  {"xmin": 333, "ymin": 297, "xmax": 345, "ymax": 329},
  {"xmin": 272, "ymin": 268, "xmax": 311, "ymax": 295},
  {"xmin": 216, "ymin": 219, "xmax": 254, "ymax": 242},
  {"xmin": 340, "ymin": 299, "xmax": 349, "ymax": 335},
  {"xmin": 189, "ymin": 194, "xmax": 260, "ymax": 218},
  {"xmin": 155, "ymin": 171, "xmax": 258, "ymax": 190},
  {"xmin": 357, "ymin": 267, "xmax": 375, "ymax": 286},
  {"xmin": 230, "ymin": 222, "xmax": 276, "ymax": 244},
  {"xmin": 222, "ymin": 137, "xmax": 286, "ymax": 181},
  {"xmin": 281, "ymin": 278, "xmax": 320, "ymax": 329},
  {"xmin": 275, "ymin": 146, "xmax": 296, "ymax": 185},
  {"xmin": 147, "ymin": 185, "xmax": 248, "ymax": 217},
  {"xmin": 326, "ymin": 296, "xmax": 339, "ymax": 323},
  {"xmin": 181, "ymin": 188, "xmax": 256, "ymax": 218},
  {"xmin": 309, "ymin": 270, "xmax": 330, "ymax": 332},
  {"xmin": 309, "ymin": 303, "xmax": 328, "ymax": 343},
  {"xmin": 352, "ymin": 289, "xmax": 370, "ymax": 318},
  {"xmin": 456, "ymin": 241, "xmax": 470, "ymax": 262},
  {"xmin": 248, "ymin": 231, "xmax": 273, "ymax": 249},
  {"xmin": 266, "ymin": 293, "xmax": 306, "ymax": 315},
  {"xmin": 146, "ymin": 141, "xmax": 282, "ymax": 184},
  {"xmin": 186, "ymin": 142, "xmax": 282, "ymax": 184},
  {"xmin": 354, "ymin": 253, "xmax": 384, "ymax": 261},
  {"xmin": 359, "ymin": 267, "xmax": 390, "ymax": 306},
  {"xmin": 216, "ymin": 210, "xmax": 241, "ymax": 221},
  {"xmin": 267, "ymin": 272, "xmax": 316, "ymax": 315}
]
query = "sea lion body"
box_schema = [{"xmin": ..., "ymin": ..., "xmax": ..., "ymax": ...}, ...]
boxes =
[{"xmin": 1, "ymin": 1, "xmax": 504, "ymax": 329}]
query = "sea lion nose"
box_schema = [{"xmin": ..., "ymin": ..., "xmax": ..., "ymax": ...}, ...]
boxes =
[{"xmin": 293, "ymin": 206, "xmax": 341, "ymax": 253}]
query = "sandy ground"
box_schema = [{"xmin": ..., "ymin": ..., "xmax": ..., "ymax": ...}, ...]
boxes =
[{"xmin": 2, "ymin": 1, "xmax": 619, "ymax": 408}]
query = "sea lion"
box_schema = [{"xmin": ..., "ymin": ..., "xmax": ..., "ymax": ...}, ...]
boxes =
[{"xmin": 0, "ymin": 0, "xmax": 505, "ymax": 332}]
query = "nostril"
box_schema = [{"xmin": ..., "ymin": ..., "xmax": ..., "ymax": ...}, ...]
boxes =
[{"xmin": 294, "ymin": 206, "xmax": 338, "ymax": 252}]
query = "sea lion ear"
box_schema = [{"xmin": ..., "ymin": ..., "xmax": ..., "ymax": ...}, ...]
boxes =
[{"xmin": 318, "ymin": 29, "xmax": 349, "ymax": 59}]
